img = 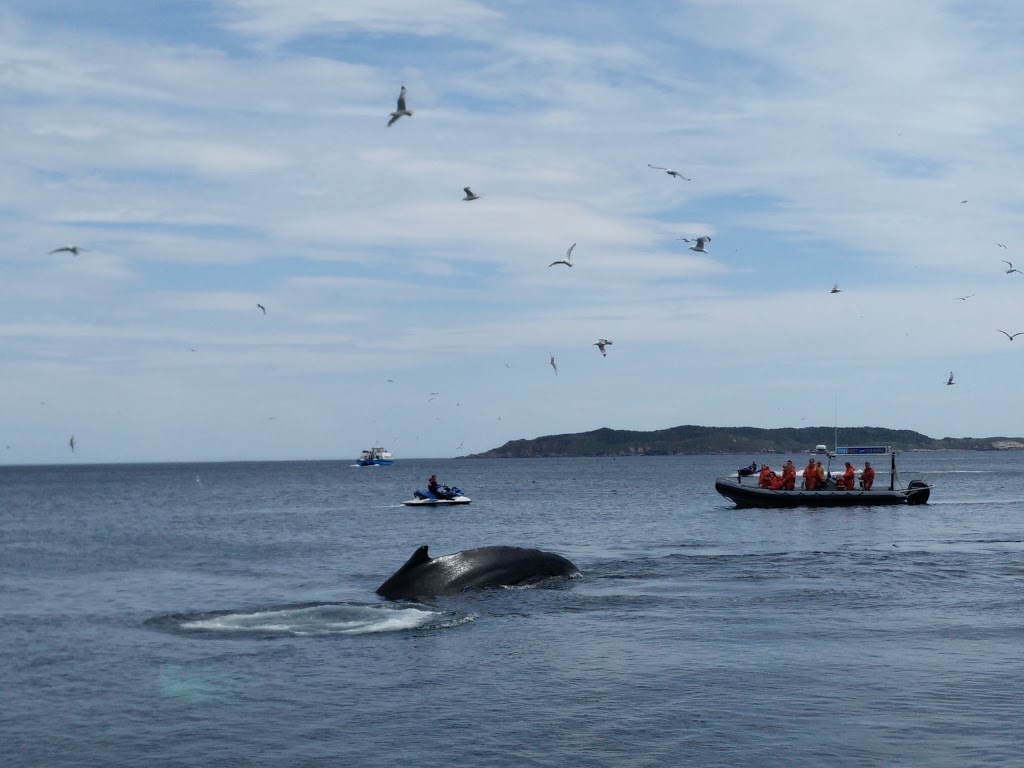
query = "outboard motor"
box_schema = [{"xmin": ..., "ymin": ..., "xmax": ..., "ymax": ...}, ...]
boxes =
[{"xmin": 906, "ymin": 480, "xmax": 931, "ymax": 505}]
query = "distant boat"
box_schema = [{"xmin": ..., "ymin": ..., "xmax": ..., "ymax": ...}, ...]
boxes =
[{"xmin": 356, "ymin": 447, "xmax": 394, "ymax": 466}]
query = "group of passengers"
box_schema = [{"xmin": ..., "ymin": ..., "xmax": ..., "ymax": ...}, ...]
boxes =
[{"xmin": 756, "ymin": 459, "xmax": 875, "ymax": 491}]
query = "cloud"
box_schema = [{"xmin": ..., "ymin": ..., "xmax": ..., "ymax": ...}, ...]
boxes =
[{"xmin": 220, "ymin": 0, "xmax": 503, "ymax": 44}]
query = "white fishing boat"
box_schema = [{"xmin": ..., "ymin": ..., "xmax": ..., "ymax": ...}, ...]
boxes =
[{"xmin": 356, "ymin": 447, "xmax": 394, "ymax": 466}]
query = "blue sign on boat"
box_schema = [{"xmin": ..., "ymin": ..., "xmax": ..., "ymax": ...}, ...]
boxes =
[{"xmin": 835, "ymin": 446, "xmax": 890, "ymax": 455}]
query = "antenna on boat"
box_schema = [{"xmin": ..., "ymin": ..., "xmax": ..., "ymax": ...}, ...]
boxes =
[{"xmin": 833, "ymin": 394, "xmax": 838, "ymax": 454}]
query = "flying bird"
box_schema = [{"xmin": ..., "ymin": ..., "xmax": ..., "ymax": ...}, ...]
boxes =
[
  {"xmin": 681, "ymin": 236, "xmax": 711, "ymax": 253},
  {"xmin": 997, "ymin": 243, "xmax": 1007, "ymax": 249},
  {"xmin": 960, "ymin": 200, "xmax": 968, "ymax": 204},
  {"xmin": 549, "ymin": 353, "xmax": 558, "ymax": 375},
  {"xmin": 997, "ymin": 329, "xmax": 1024, "ymax": 340},
  {"xmin": 462, "ymin": 187, "xmax": 482, "ymax": 201},
  {"xmin": 647, "ymin": 164, "xmax": 690, "ymax": 181},
  {"xmin": 594, "ymin": 339, "xmax": 613, "ymax": 356},
  {"xmin": 549, "ymin": 243, "xmax": 575, "ymax": 267},
  {"xmin": 69, "ymin": 435, "xmax": 75, "ymax": 452},
  {"xmin": 830, "ymin": 283, "xmax": 842, "ymax": 293},
  {"xmin": 49, "ymin": 246, "xmax": 84, "ymax": 256},
  {"xmin": 256, "ymin": 303, "xmax": 266, "ymax": 314},
  {"xmin": 1003, "ymin": 261, "xmax": 1022, "ymax": 274},
  {"xmin": 953, "ymin": 294, "xmax": 975, "ymax": 301},
  {"xmin": 946, "ymin": 371, "xmax": 955, "ymax": 386},
  {"xmin": 387, "ymin": 85, "xmax": 413, "ymax": 126}
]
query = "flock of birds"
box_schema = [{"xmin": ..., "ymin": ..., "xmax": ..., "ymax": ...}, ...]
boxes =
[
  {"xmin": 40, "ymin": 84, "xmax": 1024, "ymax": 453},
  {"xmin": 389, "ymin": 85, "xmax": 632, "ymax": 375}
]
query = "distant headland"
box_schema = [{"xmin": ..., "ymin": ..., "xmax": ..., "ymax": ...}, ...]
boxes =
[{"xmin": 465, "ymin": 425, "xmax": 1024, "ymax": 458}]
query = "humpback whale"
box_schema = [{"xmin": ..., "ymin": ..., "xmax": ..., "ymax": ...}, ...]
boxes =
[{"xmin": 376, "ymin": 545, "xmax": 580, "ymax": 600}]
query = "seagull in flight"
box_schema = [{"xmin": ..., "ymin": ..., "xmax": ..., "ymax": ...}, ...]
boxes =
[
  {"xmin": 1003, "ymin": 261, "xmax": 1022, "ymax": 274},
  {"xmin": 997, "ymin": 243, "xmax": 1007, "ymax": 249},
  {"xmin": 463, "ymin": 187, "xmax": 482, "ymax": 201},
  {"xmin": 997, "ymin": 329, "xmax": 1024, "ymax": 340},
  {"xmin": 960, "ymin": 199, "xmax": 968, "ymax": 204},
  {"xmin": 648, "ymin": 164, "xmax": 690, "ymax": 181},
  {"xmin": 549, "ymin": 353, "xmax": 558, "ymax": 375},
  {"xmin": 69, "ymin": 435, "xmax": 75, "ymax": 452},
  {"xmin": 49, "ymin": 246, "xmax": 84, "ymax": 256},
  {"xmin": 256, "ymin": 303, "xmax": 266, "ymax": 314},
  {"xmin": 594, "ymin": 339, "xmax": 613, "ymax": 356},
  {"xmin": 946, "ymin": 371, "xmax": 955, "ymax": 386},
  {"xmin": 549, "ymin": 243, "xmax": 575, "ymax": 267},
  {"xmin": 830, "ymin": 283, "xmax": 842, "ymax": 293},
  {"xmin": 681, "ymin": 236, "xmax": 711, "ymax": 253},
  {"xmin": 387, "ymin": 85, "xmax": 413, "ymax": 127},
  {"xmin": 953, "ymin": 294, "xmax": 975, "ymax": 301}
]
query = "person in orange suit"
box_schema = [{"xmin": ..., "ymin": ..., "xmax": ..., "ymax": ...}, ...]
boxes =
[
  {"xmin": 758, "ymin": 464, "xmax": 772, "ymax": 488},
  {"xmin": 781, "ymin": 460, "xmax": 797, "ymax": 490},
  {"xmin": 839, "ymin": 461, "xmax": 856, "ymax": 490},
  {"xmin": 803, "ymin": 458, "xmax": 818, "ymax": 490},
  {"xmin": 769, "ymin": 471, "xmax": 784, "ymax": 490},
  {"xmin": 860, "ymin": 461, "xmax": 875, "ymax": 490}
]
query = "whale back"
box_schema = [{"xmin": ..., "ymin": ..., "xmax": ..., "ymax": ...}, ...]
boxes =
[{"xmin": 376, "ymin": 545, "xmax": 578, "ymax": 600}]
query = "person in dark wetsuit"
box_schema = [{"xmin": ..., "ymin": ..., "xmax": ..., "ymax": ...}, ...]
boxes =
[{"xmin": 427, "ymin": 475, "xmax": 441, "ymax": 497}]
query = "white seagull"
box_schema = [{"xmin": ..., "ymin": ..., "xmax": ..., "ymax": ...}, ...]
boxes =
[
  {"xmin": 463, "ymin": 187, "xmax": 482, "ymax": 201},
  {"xmin": 830, "ymin": 283, "xmax": 842, "ymax": 293},
  {"xmin": 49, "ymin": 246, "xmax": 84, "ymax": 256},
  {"xmin": 681, "ymin": 236, "xmax": 711, "ymax": 253},
  {"xmin": 69, "ymin": 435, "xmax": 75, "ymax": 452},
  {"xmin": 256, "ymin": 303, "xmax": 266, "ymax": 314},
  {"xmin": 594, "ymin": 339, "xmax": 613, "ymax": 356},
  {"xmin": 549, "ymin": 353, "xmax": 558, "ymax": 375},
  {"xmin": 387, "ymin": 85, "xmax": 413, "ymax": 127},
  {"xmin": 648, "ymin": 164, "xmax": 690, "ymax": 181},
  {"xmin": 953, "ymin": 294, "xmax": 975, "ymax": 301},
  {"xmin": 946, "ymin": 371, "xmax": 955, "ymax": 386},
  {"xmin": 997, "ymin": 329, "xmax": 1024, "ymax": 340},
  {"xmin": 549, "ymin": 243, "xmax": 575, "ymax": 267},
  {"xmin": 1003, "ymin": 260, "xmax": 1022, "ymax": 274}
]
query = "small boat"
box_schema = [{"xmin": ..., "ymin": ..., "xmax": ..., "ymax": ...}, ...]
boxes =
[
  {"xmin": 737, "ymin": 461, "xmax": 758, "ymax": 477},
  {"xmin": 356, "ymin": 447, "xmax": 394, "ymax": 466},
  {"xmin": 402, "ymin": 486, "xmax": 472, "ymax": 506},
  {"xmin": 716, "ymin": 446, "xmax": 932, "ymax": 509}
]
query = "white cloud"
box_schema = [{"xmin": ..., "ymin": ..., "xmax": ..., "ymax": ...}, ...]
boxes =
[{"xmin": 220, "ymin": 0, "xmax": 502, "ymax": 44}]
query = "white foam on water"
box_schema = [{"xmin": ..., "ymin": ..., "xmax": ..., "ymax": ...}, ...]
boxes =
[{"xmin": 179, "ymin": 603, "xmax": 450, "ymax": 636}]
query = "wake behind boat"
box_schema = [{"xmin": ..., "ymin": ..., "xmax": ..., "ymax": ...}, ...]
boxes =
[{"xmin": 716, "ymin": 446, "xmax": 932, "ymax": 509}]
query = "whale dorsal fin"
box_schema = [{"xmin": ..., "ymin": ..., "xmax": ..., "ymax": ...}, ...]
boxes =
[{"xmin": 392, "ymin": 545, "xmax": 432, "ymax": 577}]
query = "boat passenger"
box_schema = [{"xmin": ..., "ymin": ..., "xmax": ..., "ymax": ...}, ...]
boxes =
[
  {"xmin": 803, "ymin": 458, "xmax": 818, "ymax": 490},
  {"xmin": 428, "ymin": 474, "xmax": 442, "ymax": 496},
  {"xmin": 757, "ymin": 464, "xmax": 772, "ymax": 488},
  {"xmin": 816, "ymin": 461, "xmax": 826, "ymax": 487},
  {"xmin": 781, "ymin": 460, "xmax": 797, "ymax": 490},
  {"xmin": 860, "ymin": 461, "xmax": 875, "ymax": 490},
  {"xmin": 838, "ymin": 462, "xmax": 856, "ymax": 491},
  {"xmin": 768, "ymin": 471, "xmax": 784, "ymax": 490}
]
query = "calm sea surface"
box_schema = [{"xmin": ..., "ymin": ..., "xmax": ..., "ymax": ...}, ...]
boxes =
[{"xmin": 2, "ymin": 452, "xmax": 1022, "ymax": 767}]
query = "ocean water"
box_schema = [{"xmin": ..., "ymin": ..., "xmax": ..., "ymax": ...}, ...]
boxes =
[{"xmin": 2, "ymin": 451, "xmax": 1022, "ymax": 767}]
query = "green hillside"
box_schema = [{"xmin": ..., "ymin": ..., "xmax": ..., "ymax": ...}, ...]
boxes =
[{"xmin": 466, "ymin": 425, "xmax": 1024, "ymax": 458}]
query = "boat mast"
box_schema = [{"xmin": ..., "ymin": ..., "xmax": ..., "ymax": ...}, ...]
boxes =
[{"xmin": 833, "ymin": 394, "xmax": 838, "ymax": 454}]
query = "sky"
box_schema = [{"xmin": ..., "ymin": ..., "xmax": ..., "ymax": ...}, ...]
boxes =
[{"xmin": 3, "ymin": 0, "xmax": 1024, "ymax": 464}]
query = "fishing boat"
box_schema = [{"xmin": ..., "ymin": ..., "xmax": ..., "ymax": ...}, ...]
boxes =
[
  {"xmin": 716, "ymin": 446, "xmax": 932, "ymax": 508},
  {"xmin": 355, "ymin": 447, "xmax": 394, "ymax": 466}
]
